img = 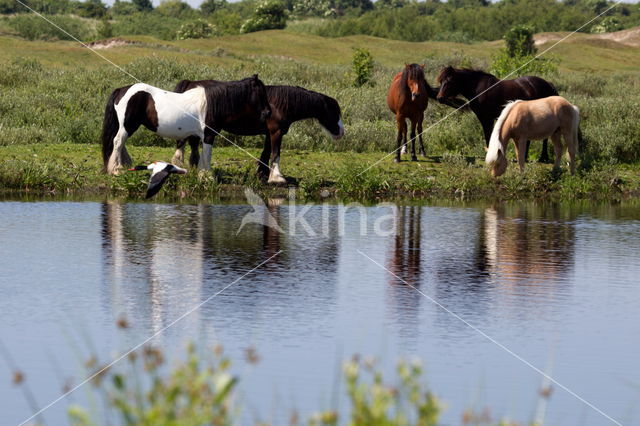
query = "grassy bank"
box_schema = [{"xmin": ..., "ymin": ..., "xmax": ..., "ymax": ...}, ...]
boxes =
[{"xmin": 1, "ymin": 144, "xmax": 638, "ymax": 201}]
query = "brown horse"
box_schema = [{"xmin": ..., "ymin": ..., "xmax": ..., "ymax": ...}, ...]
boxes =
[
  {"xmin": 387, "ymin": 64, "xmax": 466, "ymax": 162},
  {"xmin": 436, "ymin": 67, "xmax": 558, "ymax": 163},
  {"xmin": 486, "ymin": 96, "xmax": 580, "ymax": 177}
]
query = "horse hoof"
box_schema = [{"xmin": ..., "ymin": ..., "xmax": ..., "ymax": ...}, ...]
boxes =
[
  {"xmin": 393, "ymin": 158, "xmax": 401, "ymax": 163},
  {"xmin": 411, "ymin": 156, "xmax": 418, "ymax": 162},
  {"xmin": 268, "ymin": 175, "xmax": 287, "ymax": 184}
]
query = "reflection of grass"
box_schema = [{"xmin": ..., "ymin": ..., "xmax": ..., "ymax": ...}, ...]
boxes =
[{"xmin": 0, "ymin": 144, "xmax": 638, "ymax": 201}]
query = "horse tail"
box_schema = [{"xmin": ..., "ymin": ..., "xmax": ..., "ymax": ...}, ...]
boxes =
[
  {"xmin": 101, "ymin": 88, "xmax": 124, "ymax": 171},
  {"xmin": 571, "ymin": 104, "xmax": 580, "ymax": 153},
  {"xmin": 486, "ymin": 100, "xmax": 521, "ymax": 166},
  {"xmin": 173, "ymin": 79, "xmax": 194, "ymax": 94}
]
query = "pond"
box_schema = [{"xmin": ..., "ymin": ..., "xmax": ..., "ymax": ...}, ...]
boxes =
[{"xmin": 1, "ymin": 198, "xmax": 639, "ymax": 425}]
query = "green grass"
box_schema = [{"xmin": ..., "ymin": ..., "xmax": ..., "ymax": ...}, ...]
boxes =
[{"xmin": 1, "ymin": 144, "xmax": 638, "ymax": 201}]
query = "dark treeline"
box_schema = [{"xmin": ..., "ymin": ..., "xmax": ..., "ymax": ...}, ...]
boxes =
[{"xmin": 1, "ymin": 0, "xmax": 639, "ymax": 41}]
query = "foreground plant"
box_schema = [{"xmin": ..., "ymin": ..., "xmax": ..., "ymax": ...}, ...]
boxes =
[{"xmin": 68, "ymin": 343, "xmax": 237, "ymax": 426}]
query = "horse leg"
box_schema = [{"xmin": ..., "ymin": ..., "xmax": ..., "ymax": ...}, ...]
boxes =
[
  {"xmin": 515, "ymin": 138, "xmax": 527, "ymax": 173},
  {"xmin": 188, "ymin": 136, "xmax": 200, "ymax": 168},
  {"xmin": 268, "ymin": 133, "xmax": 286, "ymax": 184},
  {"xmin": 551, "ymin": 131, "xmax": 563, "ymax": 171},
  {"xmin": 107, "ymin": 127, "xmax": 130, "ymax": 175},
  {"xmin": 481, "ymin": 119, "xmax": 493, "ymax": 149},
  {"xmin": 561, "ymin": 129, "xmax": 577, "ymax": 175},
  {"xmin": 538, "ymin": 139, "xmax": 551, "ymax": 163},
  {"xmin": 258, "ymin": 132, "xmax": 271, "ymax": 180},
  {"xmin": 410, "ymin": 119, "xmax": 418, "ymax": 162},
  {"xmin": 198, "ymin": 131, "xmax": 215, "ymax": 171},
  {"xmin": 394, "ymin": 115, "xmax": 405, "ymax": 162},
  {"xmin": 172, "ymin": 139, "xmax": 187, "ymax": 166},
  {"xmin": 417, "ymin": 116, "xmax": 426, "ymax": 157}
]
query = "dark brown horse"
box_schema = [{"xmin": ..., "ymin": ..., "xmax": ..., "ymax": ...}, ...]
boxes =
[
  {"xmin": 436, "ymin": 67, "xmax": 558, "ymax": 162},
  {"xmin": 387, "ymin": 64, "xmax": 466, "ymax": 162},
  {"xmin": 173, "ymin": 82, "xmax": 343, "ymax": 183}
]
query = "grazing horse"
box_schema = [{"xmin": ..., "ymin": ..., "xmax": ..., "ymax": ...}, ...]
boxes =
[
  {"xmin": 485, "ymin": 96, "xmax": 580, "ymax": 177},
  {"xmin": 101, "ymin": 75, "xmax": 271, "ymax": 175},
  {"xmin": 173, "ymin": 82, "xmax": 344, "ymax": 183},
  {"xmin": 436, "ymin": 67, "xmax": 558, "ymax": 162}
]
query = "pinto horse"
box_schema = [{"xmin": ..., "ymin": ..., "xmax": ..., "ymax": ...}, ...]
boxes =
[
  {"xmin": 436, "ymin": 67, "xmax": 558, "ymax": 162},
  {"xmin": 173, "ymin": 81, "xmax": 344, "ymax": 183},
  {"xmin": 101, "ymin": 75, "xmax": 271, "ymax": 175},
  {"xmin": 486, "ymin": 96, "xmax": 580, "ymax": 177},
  {"xmin": 387, "ymin": 64, "xmax": 466, "ymax": 162}
]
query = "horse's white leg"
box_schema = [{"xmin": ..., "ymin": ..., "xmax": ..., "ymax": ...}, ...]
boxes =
[
  {"xmin": 172, "ymin": 142, "xmax": 185, "ymax": 166},
  {"xmin": 198, "ymin": 142, "xmax": 213, "ymax": 171},
  {"xmin": 268, "ymin": 155, "xmax": 286, "ymax": 184},
  {"xmin": 107, "ymin": 128, "xmax": 129, "ymax": 175}
]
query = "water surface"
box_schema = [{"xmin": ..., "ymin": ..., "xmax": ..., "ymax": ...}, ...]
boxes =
[{"xmin": 1, "ymin": 199, "xmax": 639, "ymax": 425}]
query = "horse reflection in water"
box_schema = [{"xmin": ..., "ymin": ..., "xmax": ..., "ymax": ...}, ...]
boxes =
[
  {"xmin": 100, "ymin": 200, "xmax": 341, "ymax": 338},
  {"xmin": 385, "ymin": 206, "xmax": 424, "ymax": 340},
  {"xmin": 101, "ymin": 202, "xmax": 206, "ymax": 337},
  {"xmin": 481, "ymin": 204, "xmax": 577, "ymax": 290}
]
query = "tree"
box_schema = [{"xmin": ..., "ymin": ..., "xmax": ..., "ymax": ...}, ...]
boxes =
[
  {"xmin": 110, "ymin": 0, "xmax": 139, "ymax": 15},
  {"xmin": 132, "ymin": 0, "xmax": 153, "ymax": 11},
  {"xmin": 241, "ymin": 0, "xmax": 287, "ymax": 33},
  {"xmin": 156, "ymin": 0, "xmax": 192, "ymax": 17},
  {"xmin": 201, "ymin": 0, "xmax": 227, "ymax": 15},
  {"xmin": 75, "ymin": 0, "xmax": 107, "ymax": 18}
]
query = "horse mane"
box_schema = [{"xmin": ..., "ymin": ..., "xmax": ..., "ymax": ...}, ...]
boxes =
[
  {"xmin": 267, "ymin": 85, "xmax": 340, "ymax": 118},
  {"xmin": 437, "ymin": 67, "xmax": 496, "ymax": 84},
  {"xmin": 204, "ymin": 77, "xmax": 262, "ymax": 122},
  {"xmin": 401, "ymin": 64, "xmax": 425, "ymax": 87},
  {"xmin": 486, "ymin": 100, "xmax": 522, "ymax": 165}
]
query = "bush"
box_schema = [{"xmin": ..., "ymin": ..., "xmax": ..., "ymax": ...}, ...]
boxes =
[
  {"xmin": 176, "ymin": 19, "xmax": 217, "ymax": 39},
  {"xmin": 200, "ymin": 0, "xmax": 228, "ymax": 15},
  {"xmin": 352, "ymin": 47, "xmax": 374, "ymax": 87},
  {"xmin": 504, "ymin": 25, "xmax": 536, "ymax": 57},
  {"xmin": 75, "ymin": 0, "xmax": 107, "ymax": 18},
  {"xmin": 241, "ymin": 0, "xmax": 287, "ymax": 33},
  {"xmin": 155, "ymin": 0, "xmax": 193, "ymax": 17},
  {"xmin": 7, "ymin": 14, "xmax": 94, "ymax": 41},
  {"xmin": 490, "ymin": 25, "xmax": 557, "ymax": 78}
]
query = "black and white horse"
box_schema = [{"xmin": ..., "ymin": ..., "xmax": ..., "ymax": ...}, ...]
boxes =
[
  {"xmin": 172, "ymin": 82, "xmax": 344, "ymax": 183},
  {"xmin": 101, "ymin": 75, "xmax": 271, "ymax": 174}
]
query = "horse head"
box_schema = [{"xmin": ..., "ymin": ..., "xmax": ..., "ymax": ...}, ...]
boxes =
[
  {"xmin": 491, "ymin": 149, "xmax": 509, "ymax": 177},
  {"xmin": 250, "ymin": 74, "xmax": 272, "ymax": 122},
  {"xmin": 436, "ymin": 66, "xmax": 459, "ymax": 102},
  {"xmin": 403, "ymin": 63, "xmax": 425, "ymax": 101},
  {"xmin": 319, "ymin": 96, "xmax": 344, "ymax": 140}
]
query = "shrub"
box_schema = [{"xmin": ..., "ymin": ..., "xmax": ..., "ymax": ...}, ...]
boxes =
[
  {"xmin": 241, "ymin": 0, "xmax": 287, "ymax": 33},
  {"xmin": 7, "ymin": 14, "xmax": 94, "ymax": 41},
  {"xmin": 352, "ymin": 47, "xmax": 374, "ymax": 87},
  {"xmin": 176, "ymin": 19, "xmax": 217, "ymax": 39},
  {"xmin": 504, "ymin": 25, "xmax": 537, "ymax": 57},
  {"xmin": 109, "ymin": 0, "xmax": 139, "ymax": 16},
  {"xmin": 96, "ymin": 16, "xmax": 113, "ymax": 39},
  {"xmin": 155, "ymin": 0, "xmax": 193, "ymax": 17},
  {"xmin": 75, "ymin": 0, "xmax": 107, "ymax": 18}
]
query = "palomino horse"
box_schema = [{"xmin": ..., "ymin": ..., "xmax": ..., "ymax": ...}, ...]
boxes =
[
  {"xmin": 387, "ymin": 64, "xmax": 466, "ymax": 162},
  {"xmin": 101, "ymin": 75, "xmax": 271, "ymax": 175},
  {"xmin": 172, "ymin": 81, "xmax": 344, "ymax": 183},
  {"xmin": 485, "ymin": 96, "xmax": 580, "ymax": 177},
  {"xmin": 436, "ymin": 67, "xmax": 558, "ymax": 162}
]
